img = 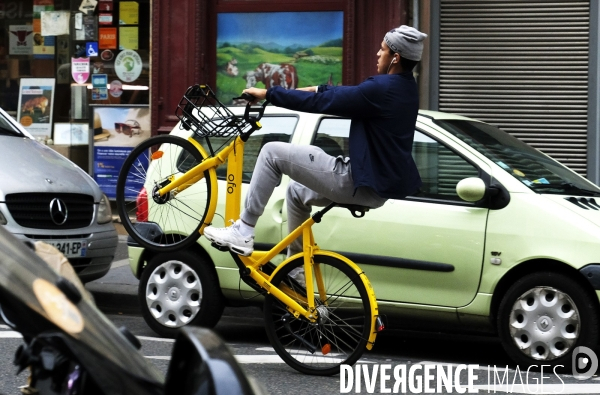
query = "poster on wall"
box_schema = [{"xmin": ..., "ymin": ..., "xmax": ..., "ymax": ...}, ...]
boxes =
[
  {"xmin": 17, "ymin": 78, "xmax": 55, "ymax": 138},
  {"xmin": 216, "ymin": 11, "xmax": 343, "ymax": 104},
  {"xmin": 90, "ymin": 106, "xmax": 150, "ymax": 199},
  {"xmin": 8, "ymin": 25, "xmax": 34, "ymax": 55}
]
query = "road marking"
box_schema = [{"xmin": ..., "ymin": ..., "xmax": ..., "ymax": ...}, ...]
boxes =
[
  {"xmin": 137, "ymin": 336, "xmax": 175, "ymax": 343},
  {"xmin": 0, "ymin": 331, "xmax": 22, "ymax": 338},
  {"xmin": 235, "ymin": 355, "xmax": 285, "ymax": 363},
  {"xmin": 146, "ymin": 353, "xmax": 375, "ymax": 364}
]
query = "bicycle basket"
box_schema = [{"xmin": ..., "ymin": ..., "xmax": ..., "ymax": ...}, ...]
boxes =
[{"xmin": 175, "ymin": 85, "xmax": 252, "ymax": 138}]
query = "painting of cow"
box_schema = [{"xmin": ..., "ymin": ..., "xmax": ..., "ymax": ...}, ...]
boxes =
[
  {"xmin": 225, "ymin": 58, "xmax": 239, "ymax": 77},
  {"xmin": 244, "ymin": 63, "xmax": 298, "ymax": 90}
]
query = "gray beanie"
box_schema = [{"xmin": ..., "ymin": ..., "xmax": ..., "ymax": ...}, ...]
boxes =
[{"xmin": 384, "ymin": 25, "xmax": 427, "ymax": 61}]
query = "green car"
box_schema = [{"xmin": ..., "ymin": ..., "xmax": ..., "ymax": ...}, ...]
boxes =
[{"xmin": 128, "ymin": 106, "xmax": 600, "ymax": 368}]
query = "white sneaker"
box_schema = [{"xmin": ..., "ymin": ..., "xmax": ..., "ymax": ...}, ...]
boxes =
[{"xmin": 203, "ymin": 220, "xmax": 254, "ymax": 256}]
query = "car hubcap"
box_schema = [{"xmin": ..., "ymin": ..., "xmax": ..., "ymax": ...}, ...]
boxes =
[
  {"xmin": 145, "ymin": 260, "xmax": 202, "ymax": 328},
  {"xmin": 509, "ymin": 286, "xmax": 579, "ymax": 361}
]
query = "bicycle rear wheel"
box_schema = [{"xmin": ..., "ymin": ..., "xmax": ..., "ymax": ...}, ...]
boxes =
[
  {"xmin": 116, "ymin": 135, "xmax": 213, "ymax": 252},
  {"xmin": 264, "ymin": 254, "xmax": 372, "ymax": 376}
]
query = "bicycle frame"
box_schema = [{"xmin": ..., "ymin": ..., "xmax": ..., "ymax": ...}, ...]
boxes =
[{"xmin": 153, "ymin": 123, "xmax": 381, "ymax": 349}]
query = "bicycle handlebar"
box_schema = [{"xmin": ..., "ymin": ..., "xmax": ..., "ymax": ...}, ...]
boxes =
[
  {"xmin": 234, "ymin": 92, "xmax": 257, "ymax": 102},
  {"xmin": 232, "ymin": 93, "xmax": 270, "ymax": 142}
]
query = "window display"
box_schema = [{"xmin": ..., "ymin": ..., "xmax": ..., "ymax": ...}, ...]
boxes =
[{"xmin": 0, "ymin": 0, "xmax": 149, "ymax": 172}]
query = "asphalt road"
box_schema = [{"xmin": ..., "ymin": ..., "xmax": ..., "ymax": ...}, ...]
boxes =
[
  {"xmin": 1, "ymin": 232, "xmax": 600, "ymax": 394},
  {"xmin": 2, "ymin": 310, "xmax": 600, "ymax": 394}
]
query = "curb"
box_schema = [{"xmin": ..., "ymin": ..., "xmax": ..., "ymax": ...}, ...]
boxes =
[{"xmin": 88, "ymin": 288, "xmax": 141, "ymax": 315}]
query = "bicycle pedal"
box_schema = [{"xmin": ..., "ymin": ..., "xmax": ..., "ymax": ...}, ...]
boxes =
[{"xmin": 210, "ymin": 242, "xmax": 230, "ymax": 252}]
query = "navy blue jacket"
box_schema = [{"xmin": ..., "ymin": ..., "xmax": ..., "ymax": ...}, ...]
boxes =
[{"xmin": 266, "ymin": 72, "xmax": 422, "ymax": 199}]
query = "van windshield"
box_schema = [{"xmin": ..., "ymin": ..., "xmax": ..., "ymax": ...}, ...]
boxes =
[{"xmin": 435, "ymin": 119, "xmax": 600, "ymax": 196}]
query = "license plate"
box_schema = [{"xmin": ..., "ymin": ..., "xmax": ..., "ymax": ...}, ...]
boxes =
[{"xmin": 45, "ymin": 240, "xmax": 87, "ymax": 258}]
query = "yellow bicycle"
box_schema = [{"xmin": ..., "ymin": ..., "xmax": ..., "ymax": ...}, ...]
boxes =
[{"xmin": 116, "ymin": 85, "xmax": 384, "ymax": 375}]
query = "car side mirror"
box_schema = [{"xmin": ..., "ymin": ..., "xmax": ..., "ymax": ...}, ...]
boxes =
[
  {"xmin": 164, "ymin": 327, "xmax": 263, "ymax": 395},
  {"xmin": 456, "ymin": 178, "xmax": 511, "ymax": 210},
  {"xmin": 456, "ymin": 177, "xmax": 487, "ymax": 202}
]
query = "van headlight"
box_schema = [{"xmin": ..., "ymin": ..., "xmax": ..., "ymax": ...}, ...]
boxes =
[{"xmin": 97, "ymin": 194, "xmax": 112, "ymax": 224}]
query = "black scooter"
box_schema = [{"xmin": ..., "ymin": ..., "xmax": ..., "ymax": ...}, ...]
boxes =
[{"xmin": 0, "ymin": 226, "xmax": 263, "ymax": 395}]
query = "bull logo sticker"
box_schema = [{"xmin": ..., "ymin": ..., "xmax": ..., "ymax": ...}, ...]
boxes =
[{"xmin": 9, "ymin": 25, "xmax": 33, "ymax": 55}]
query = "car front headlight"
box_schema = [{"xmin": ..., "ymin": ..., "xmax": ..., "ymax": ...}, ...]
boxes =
[{"xmin": 97, "ymin": 193, "xmax": 113, "ymax": 224}]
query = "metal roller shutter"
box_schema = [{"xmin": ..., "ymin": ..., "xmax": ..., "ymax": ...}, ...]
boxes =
[{"xmin": 439, "ymin": 0, "xmax": 590, "ymax": 174}]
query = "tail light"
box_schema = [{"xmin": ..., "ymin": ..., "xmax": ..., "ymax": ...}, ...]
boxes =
[{"xmin": 136, "ymin": 187, "xmax": 148, "ymax": 222}]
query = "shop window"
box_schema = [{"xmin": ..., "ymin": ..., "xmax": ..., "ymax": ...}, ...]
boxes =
[{"xmin": 0, "ymin": 0, "xmax": 150, "ymax": 156}]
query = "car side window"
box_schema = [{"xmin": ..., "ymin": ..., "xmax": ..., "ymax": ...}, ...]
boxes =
[
  {"xmin": 192, "ymin": 115, "xmax": 298, "ymax": 182},
  {"xmin": 312, "ymin": 118, "xmax": 350, "ymax": 157},
  {"xmin": 411, "ymin": 130, "xmax": 479, "ymax": 201},
  {"xmin": 312, "ymin": 121, "xmax": 479, "ymax": 202}
]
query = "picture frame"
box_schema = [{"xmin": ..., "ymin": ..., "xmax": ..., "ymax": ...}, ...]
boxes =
[{"xmin": 215, "ymin": 11, "xmax": 344, "ymax": 105}]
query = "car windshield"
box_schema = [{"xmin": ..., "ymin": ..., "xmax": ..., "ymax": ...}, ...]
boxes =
[
  {"xmin": 435, "ymin": 119, "xmax": 600, "ymax": 196},
  {"xmin": 0, "ymin": 112, "xmax": 23, "ymax": 137}
]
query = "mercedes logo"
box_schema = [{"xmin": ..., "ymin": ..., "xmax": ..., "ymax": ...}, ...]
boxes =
[{"xmin": 49, "ymin": 198, "xmax": 68, "ymax": 225}]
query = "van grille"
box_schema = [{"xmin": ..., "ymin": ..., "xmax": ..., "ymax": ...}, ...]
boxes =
[{"xmin": 5, "ymin": 193, "xmax": 94, "ymax": 229}]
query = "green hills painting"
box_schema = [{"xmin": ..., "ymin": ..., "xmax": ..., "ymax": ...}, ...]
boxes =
[{"xmin": 217, "ymin": 11, "xmax": 343, "ymax": 104}]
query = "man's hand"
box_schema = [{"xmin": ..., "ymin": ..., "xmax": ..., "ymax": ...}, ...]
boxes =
[{"xmin": 242, "ymin": 88, "xmax": 267, "ymax": 104}]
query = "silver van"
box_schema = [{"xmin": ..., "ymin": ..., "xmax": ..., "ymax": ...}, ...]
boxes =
[{"xmin": 0, "ymin": 107, "xmax": 118, "ymax": 282}]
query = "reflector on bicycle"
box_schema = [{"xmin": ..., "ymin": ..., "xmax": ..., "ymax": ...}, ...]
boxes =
[
  {"xmin": 322, "ymin": 344, "xmax": 331, "ymax": 355},
  {"xmin": 151, "ymin": 151, "xmax": 163, "ymax": 160}
]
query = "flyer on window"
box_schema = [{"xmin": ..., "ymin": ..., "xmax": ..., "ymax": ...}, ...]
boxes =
[
  {"xmin": 119, "ymin": 1, "xmax": 138, "ymax": 25},
  {"xmin": 90, "ymin": 105, "xmax": 150, "ymax": 199},
  {"xmin": 17, "ymin": 78, "xmax": 56, "ymax": 138}
]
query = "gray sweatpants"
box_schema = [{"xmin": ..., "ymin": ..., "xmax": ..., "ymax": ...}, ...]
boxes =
[{"xmin": 240, "ymin": 142, "xmax": 387, "ymax": 255}]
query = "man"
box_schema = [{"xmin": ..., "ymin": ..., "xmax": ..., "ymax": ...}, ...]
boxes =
[{"xmin": 204, "ymin": 25, "xmax": 427, "ymax": 266}]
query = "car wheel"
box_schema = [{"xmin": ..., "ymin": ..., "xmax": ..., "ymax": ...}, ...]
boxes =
[
  {"xmin": 139, "ymin": 250, "xmax": 224, "ymax": 338},
  {"xmin": 497, "ymin": 272, "xmax": 599, "ymax": 368}
]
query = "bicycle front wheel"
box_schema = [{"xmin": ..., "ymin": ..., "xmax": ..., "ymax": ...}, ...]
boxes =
[
  {"xmin": 264, "ymin": 254, "xmax": 372, "ymax": 376},
  {"xmin": 116, "ymin": 135, "xmax": 214, "ymax": 252}
]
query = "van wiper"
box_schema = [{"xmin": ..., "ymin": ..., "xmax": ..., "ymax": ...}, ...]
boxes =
[{"xmin": 530, "ymin": 182, "xmax": 600, "ymax": 196}]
